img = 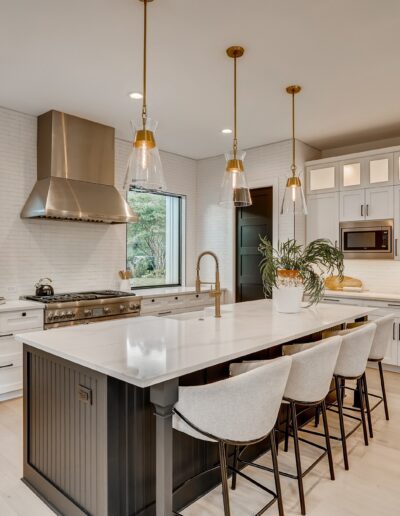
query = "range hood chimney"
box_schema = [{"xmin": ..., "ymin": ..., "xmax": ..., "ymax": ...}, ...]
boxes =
[{"xmin": 21, "ymin": 110, "xmax": 138, "ymax": 224}]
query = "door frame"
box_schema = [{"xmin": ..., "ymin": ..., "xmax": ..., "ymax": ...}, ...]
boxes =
[{"xmin": 232, "ymin": 177, "xmax": 279, "ymax": 302}]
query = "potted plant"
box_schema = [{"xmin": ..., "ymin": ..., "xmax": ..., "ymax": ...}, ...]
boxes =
[{"xmin": 259, "ymin": 238, "xmax": 344, "ymax": 313}]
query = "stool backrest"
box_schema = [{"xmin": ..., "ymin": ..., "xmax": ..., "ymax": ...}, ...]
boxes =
[
  {"xmin": 334, "ymin": 323, "xmax": 376, "ymax": 378},
  {"xmin": 175, "ymin": 356, "xmax": 292, "ymax": 443},
  {"xmin": 283, "ymin": 336, "xmax": 342, "ymax": 403},
  {"xmin": 370, "ymin": 314, "xmax": 394, "ymax": 361}
]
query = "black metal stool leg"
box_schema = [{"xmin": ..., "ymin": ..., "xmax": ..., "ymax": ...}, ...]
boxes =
[
  {"xmin": 335, "ymin": 376, "xmax": 349, "ymax": 471},
  {"xmin": 314, "ymin": 406, "xmax": 320, "ymax": 428},
  {"xmin": 291, "ymin": 402, "xmax": 306, "ymax": 515},
  {"xmin": 270, "ymin": 429, "xmax": 285, "ymax": 516},
  {"xmin": 362, "ymin": 373, "xmax": 373, "ymax": 438},
  {"xmin": 231, "ymin": 445, "xmax": 238, "ymax": 490},
  {"xmin": 284, "ymin": 403, "xmax": 290, "ymax": 452},
  {"xmin": 378, "ymin": 361, "xmax": 390, "ymax": 420},
  {"xmin": 219, "ymin": 442, "xmax": 231, "ymax": 516},
  {"xmin": 357, "ymin": 379, "xmax": 369, "ymax": 447},
  {"xmin": 321, "ymin": 400, "xmax": 335, "ymax": 481}
]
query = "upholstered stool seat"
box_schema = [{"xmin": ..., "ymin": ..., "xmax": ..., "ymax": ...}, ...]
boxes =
[
  {"xmin": 173, "ymin": 356, "xmax": 292, "ymax": 516},
  {"xmin": 230, "ymin": 336, "xmax": 342, "ymax": 515}
]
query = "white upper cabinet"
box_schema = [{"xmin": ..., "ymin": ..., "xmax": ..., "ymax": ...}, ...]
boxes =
[
  {"xmin": 339, "ymin": 189, "xmax": 365, "ymax": 221},
  {"xmin": 339, "ymin": 153, "xmax": 393, "ymax": 190},
  {"xmin": 340, "ymin": 186, "xmax": 393, "ymax": 222},
  {"xmin": 366, "ymin": 153, "xmax": 393, "ymax": 186},
  {"xmin": 340, "ymin": 158, "xmax": 365, "ymax": 190},
  {"xmin": 306, "ymin": 163, "xmax": 338, "ymax": 194},
  {"xmin": 364, "ymin": 186, "xmax": 393, "ymax": 220},
  {"xmin": 306, "ymin": 192, "xmax": 339, "ymax": 245},
  {"xmin": 394, "ymin": 152, "xmax": 400, "ymax": 185}
]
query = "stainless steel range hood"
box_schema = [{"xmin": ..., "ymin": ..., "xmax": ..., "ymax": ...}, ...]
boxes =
[{"xmin": 21, "ymin": 110, "xmax": 138, "ymax": 224}]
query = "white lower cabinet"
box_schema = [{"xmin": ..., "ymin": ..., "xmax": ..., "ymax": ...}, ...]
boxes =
[
  {"xmin": 322, "ymin": 296, "xmax": 400, "ymax": 369},
  {"xmin": 306, "ymin": 192, "xmax": 339, "ymax": 245},
  {"xmin": 0, "ymin": 307, "xmax": 43, "ymax": 401},
  {"xmin": 140, "ymin": 291, "xmax": 220, "ymax": 317}
]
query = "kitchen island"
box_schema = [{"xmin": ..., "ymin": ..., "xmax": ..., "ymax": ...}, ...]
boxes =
[{"xmin": 17, "ymin": 300, "xmax": 374, "ymax": 516}]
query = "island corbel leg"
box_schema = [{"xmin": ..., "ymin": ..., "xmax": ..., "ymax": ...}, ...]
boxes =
[{"xmin": 150, "ymin": 378, "xmax": 179, "ymax": 516}]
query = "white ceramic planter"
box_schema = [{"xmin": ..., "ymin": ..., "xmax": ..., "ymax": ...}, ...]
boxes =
[{"xmin": 273, "ymin": 286, "xmax": 304, "ymax": 313}]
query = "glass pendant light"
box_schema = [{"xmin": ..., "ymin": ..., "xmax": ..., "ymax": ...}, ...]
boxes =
[
  {"xmin": 124, "ymin": 0, "xmax": 166, "ymax": 192},
  {"xmin": 281, "ymin": 85, "xmax": 308, "ymax": 215},
  {"xmin": 219, "ymin": 46, "xmax": 252, "ymax": 208}
]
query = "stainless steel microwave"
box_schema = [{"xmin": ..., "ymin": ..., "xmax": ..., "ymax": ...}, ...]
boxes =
[{"xmin": 340, "ymin": 219, "xmax": 394, "ymax": 259}]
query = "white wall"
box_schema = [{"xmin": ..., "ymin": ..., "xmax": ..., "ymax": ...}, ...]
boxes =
[
  {"xmin": 340, "ymin": 260, "xmax": 400, "ymax": 295},
  {"xmin": 0, "ymin": 107, "xmax": 197, "ymax": 299},
  {"xmin": 196, "ymin": 140, "xmax": 320, "ymax": 302}
]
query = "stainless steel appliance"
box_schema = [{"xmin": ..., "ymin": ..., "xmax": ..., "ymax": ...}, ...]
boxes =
[
  {"xmin": 23, "ymin": 290, "xmax": 141, "ymax": 329},
  {"xmin": 20, "ymin": 110, "xmax": 138, "ymax": 224},
  {"xmin": 340, "ymin": 219, "xmax": 394, "ymax": 259}
]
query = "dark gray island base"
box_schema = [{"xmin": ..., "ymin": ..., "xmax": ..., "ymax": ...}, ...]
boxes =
[{"xmin": 22, "ymin": 326, "xmax": 350, "ymax": 516}]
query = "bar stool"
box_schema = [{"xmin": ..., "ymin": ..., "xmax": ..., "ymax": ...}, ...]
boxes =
[
  {"xmin": 322, "ymin": 323, "xmax": 376, "ymax": 470},
  {"xmin": 230, "ymin": 336, "xmax": 342, "ymax": 515},
  {"xmin": 347, "ymin": 314, "xmax": 394, "ymax": 423},
  {"xmin": 173, "ymin": 356, "xmax": 292, "ymax": 516}
]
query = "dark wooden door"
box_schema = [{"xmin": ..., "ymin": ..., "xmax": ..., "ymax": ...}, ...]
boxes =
[{"xmin": 236, "ymin": 187, "xmax": 273, "ymax": 302}]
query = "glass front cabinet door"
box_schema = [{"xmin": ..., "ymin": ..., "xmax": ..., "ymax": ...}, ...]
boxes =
[
  {"xmin": 306, "ymin": 163, "xmax": 338, "ymax": 195},
  {"xmin": 366, "ymin": 153, "xmax": 393, "ymax": 187}
]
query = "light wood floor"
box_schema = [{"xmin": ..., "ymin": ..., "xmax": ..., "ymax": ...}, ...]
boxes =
[{"xmin": 0, "ymin": 368, "xmax": 398, "ymax": 516}]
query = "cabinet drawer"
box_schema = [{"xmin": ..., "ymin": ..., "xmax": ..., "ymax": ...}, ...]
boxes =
[
  {"xmin": 0, "ymin": 334, "xmax": 22, "ymax": 355},
  {"xmin": 185, "ymin": 292, "xmax": 214, "ymax": 307},
  {"xmin": 0, "ymin": 309, "xmax": 43, "ymax": 335},
  {"xmin": 0, "ymin": 350, "xmax": 22, "ymax": 369},
  {"xmin": 0, "ymin": 365, "xmax": 22, "ymax": 395},
  {"xmin": 141, "ymin": 297, "xmax": 168, "ymax": 314}
]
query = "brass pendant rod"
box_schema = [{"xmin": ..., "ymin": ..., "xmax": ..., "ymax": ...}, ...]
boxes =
[
  {"xmin": 292, "ymin": 90, "xmax": 296, "ymax": 175},
  {"xmin": 233, "ymin": 55, "xmax": 237, "ymax": 159},
  {"xmin": 142, "ymin": 0, "xmax": 148, "ymax": 128}
]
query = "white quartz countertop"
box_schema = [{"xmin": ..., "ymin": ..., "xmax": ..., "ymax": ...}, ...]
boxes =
[
  {"xmin": 324, "ymin": 290, "xmax": 400, "ymax": 303},
  {"xmin": 131, "ymin": 286, "xmax": 226, "ymax": 298},
  {"xmin": 16, "ymin": 300, "xmax": 374, "ymax": 389},
  {"xmin": 0, "ymin": 300, "xmax": 44, "ymax": 313}
]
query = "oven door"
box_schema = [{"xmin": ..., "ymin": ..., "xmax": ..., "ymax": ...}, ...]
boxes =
[{"xmin": 340, "ymin": 220, "xmax": 394, "ymax": 259}]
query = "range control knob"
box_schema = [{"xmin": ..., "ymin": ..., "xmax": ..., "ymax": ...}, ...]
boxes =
[
  {"xmin": 66, "ymin": 311, "xmax": 74, "ymax": 318},
  {"xmin": 84, "ymin": 309, "xmax": 92, "ymax": 317},
  {"xmin": 120, "ymin": 304, "xmax": 126, "ymax": 312},
  {"xmin": 59, "ymin": 311, "xmax": 66, "ymax": 319},
  {"xmin": 47, "ymin": 312, "xmax": 54, "ymax": 320},
  {"xmin": 103, "ymin": 307, "xmax": 111, "ymax": 315},
  {"xmin": 53, "ymin": 312, "xmax": 60, "ymax": 320},
  {"xmin": 129, "ymin": 303, "xmax": 139, "ymax": 310}
]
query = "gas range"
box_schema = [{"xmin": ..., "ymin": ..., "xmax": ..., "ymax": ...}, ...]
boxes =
[{"xmin": 23, "ymin": 290, "xmax": 141, "ymax": 329}]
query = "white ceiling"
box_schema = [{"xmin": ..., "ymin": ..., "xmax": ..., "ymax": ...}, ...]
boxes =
[{"xmin": 1, "ymin": 0, "xmax": 400, "ymax": 159}]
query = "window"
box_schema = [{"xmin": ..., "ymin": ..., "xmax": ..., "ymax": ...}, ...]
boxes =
[{"xmin": 127, "ymin": 190, "xmax": 182, "ymax": 288}]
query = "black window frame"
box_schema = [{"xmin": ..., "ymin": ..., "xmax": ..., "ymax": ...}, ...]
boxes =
[{"xmin": 126, "ymin": 189, "xmax": 183, "ymax": 290}]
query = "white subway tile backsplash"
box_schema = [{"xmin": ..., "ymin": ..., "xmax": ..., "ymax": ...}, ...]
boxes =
[{"xmin": 0, "ymin": 107, "xmax": 197, "ymax": 299}]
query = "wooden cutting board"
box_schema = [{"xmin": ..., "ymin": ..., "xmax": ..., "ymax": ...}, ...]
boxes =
[{"xmin": 325, "ymin": 275, "xmax": 363, "ymax": 291}]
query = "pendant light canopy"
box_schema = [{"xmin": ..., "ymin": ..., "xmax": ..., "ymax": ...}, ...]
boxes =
[
  {"xmin": 124, "ymin": 0, "xmax": 166, "ymax": 192},
  {"xmin": 280, "ymin": 85, "xmax": 308, "ymax": 215},
  {"xmin": 219, "ymin": 46, "xmax": 252, "ymax": 208}
]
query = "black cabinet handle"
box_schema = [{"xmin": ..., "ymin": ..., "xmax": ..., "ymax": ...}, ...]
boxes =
[
  {"xmin": 393, "ymin": 323, "xmax": 396, "ymax": 341},
  {"xmin": 388, "ymin": 303, "xmax": 400, "ymax": 307},
  {"xmin": 395, "ymin": 238, "xmax": 398, "ymax": 257},
  {"xmin": 361, "ymin": 205, "xmax": 364, "ymax": 217},
  {"xmin": 0, "ymin": 363, "xmax": 14, "ymax": 369},
  {"xmin": 158, "ymin": 310, "xmax": 172, "ymax": 316},
  {"xmin": 0, "ymin": 333, "xmax": 13, "ymax": 338},
  {"xmin": 366, "ymin": 204, "xmax": 369, "ymax": 216}
]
